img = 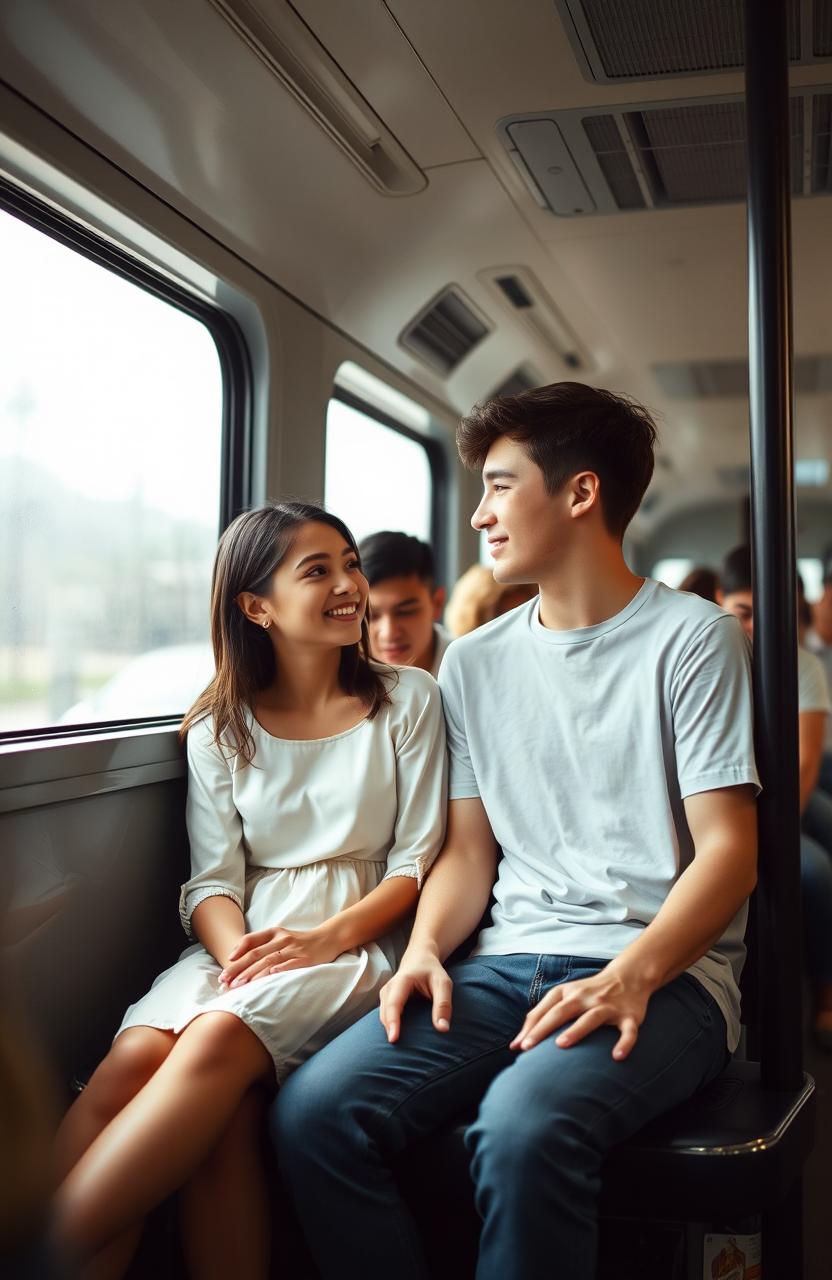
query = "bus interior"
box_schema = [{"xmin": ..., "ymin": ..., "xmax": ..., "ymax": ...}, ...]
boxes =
[{"xmin": 1, "ymin": 2, "xmax": 831, "ymax": 1276}]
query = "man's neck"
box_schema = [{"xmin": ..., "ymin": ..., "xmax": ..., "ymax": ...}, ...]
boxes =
[{"xmin": 537, "ymin": 545, "xmax": 643, "ymax": 633}]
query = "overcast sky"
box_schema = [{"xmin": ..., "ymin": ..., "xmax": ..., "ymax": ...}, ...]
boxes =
[{"xmin": 0, "ymin": 207, "xmax": 222, "ymax": 527}]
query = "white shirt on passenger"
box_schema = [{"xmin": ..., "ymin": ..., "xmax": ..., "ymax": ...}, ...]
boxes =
[
  {"xmin": 799, "ymin": 644, "xmax": 832, "ymax": 754},
  {"xmin": 437, "ymin": 579, "xmax": 760, "ymax": 1052}
]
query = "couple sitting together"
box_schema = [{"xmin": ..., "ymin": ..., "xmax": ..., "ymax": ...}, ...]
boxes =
[{"xmin": 53, "ymin": 382, "xmax": 759, "ymax": 1280}]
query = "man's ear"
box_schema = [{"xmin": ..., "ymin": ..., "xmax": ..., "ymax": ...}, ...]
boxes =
[
  {"xmin": 431, "ymin": 586, "xmax": 446, "ymax": 621},
  {"xmin": 716, "ymin": 588, "xmax": 725, "ymax": 606},
  {"xmin": 569, "ymin": 471, "xmax": 600, "ymax": 520}
]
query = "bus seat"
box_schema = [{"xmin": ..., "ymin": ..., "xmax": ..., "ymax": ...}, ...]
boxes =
[{"xmin": 393, "ymin": 1059, "xmax": 815, "ymax": 1276}]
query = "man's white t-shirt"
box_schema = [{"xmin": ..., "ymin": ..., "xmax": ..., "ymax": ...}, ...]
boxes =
[{"xmin": 437, "ymin": 579, "xmax": 760, "ymax": 1052}]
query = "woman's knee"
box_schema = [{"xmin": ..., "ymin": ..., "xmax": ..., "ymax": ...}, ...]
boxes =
[
  {"xmin": 90, "ymin": 1028, "xmax": 174, "ymax": 1113},
  {"xmin": 178, "ymin": 1013, "xmax": 270, "ymax": 1079}
]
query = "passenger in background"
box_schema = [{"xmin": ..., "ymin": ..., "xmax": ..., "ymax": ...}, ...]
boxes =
[
  {"xmin": 809, "ymin": 550, "xmax": 832, "ymax": 650},
  {"xmin": 358, "ymin": 531, "xmax": 451, "ymax": 676},
  {"xmin": 445, "ymin": 564, "xmax": 536, "ymax": 637},
  {"xmin": 807, "ymin": 551, "xmax": 832, "ymax": 794},
  {"xmin": 720, "ymin": 546, "xmax": 832, "ymax": 1045},
  {"xmin": 678, "ymin": 565, "xmax": 719, "ymax": 603},
  {"xmin": 51, "ymin": 502, "xmax": 447, "ymax": 1279}
]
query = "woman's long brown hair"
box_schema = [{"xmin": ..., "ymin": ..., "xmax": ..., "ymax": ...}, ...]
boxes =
[{"xmin": 180, "ymin": 502, "xmax": 391, "ymax": 764}]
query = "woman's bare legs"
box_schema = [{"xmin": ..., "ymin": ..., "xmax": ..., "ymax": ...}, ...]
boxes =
[
  {"xmin": 53, "ymin": 1027, "xmax": 176, "ymax": 1280},
  {"xmin": 54, "ymin": 1028, "xmax": 177, "ymax": 1179},
  {"xmin": 54, "ymin": 1012, "xmax": 271, "ymax": 1267},
  {"xmin": 180, "ymin": 1086, "xmax": 272, "ymax": 1280}
]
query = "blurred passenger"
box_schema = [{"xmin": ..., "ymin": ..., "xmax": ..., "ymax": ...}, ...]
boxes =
[
  {"xmin": 720, "ymin": 545, "xmax": 832, "ymax": 1044},
  {"xmin": 810, "ymin": 550, "xmax": 832, "ymax": 648},
  {"xmin": 358, "ymin": 530, "xmax": 450, "ymax": 675},
  {"xmin": 807, "ymin": 552, "xmax": 832, "ymax": 794},
  {"xmin": 445, "ymin": 564, "xmax": 536, "ymax": 637},
  {"xmin": 1, "ymin": 874, "xmax": 66, "ymax": 1279},
  {"xmin": 678, "ymin": 566, "xmax": 719, "ymax": 604}
]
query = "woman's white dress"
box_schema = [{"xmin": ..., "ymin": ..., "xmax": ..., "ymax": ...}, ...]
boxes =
[{"xmin": 117, "ymin": 666, "xmax": 447, "ymax": 1080}]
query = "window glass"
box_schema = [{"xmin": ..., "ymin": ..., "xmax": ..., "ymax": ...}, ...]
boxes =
[
  {"xmin": 651, "ymin": 558, "xmax": 695, "ymax": 588},
  {"xmin": 325, "ymin": 397, "xmax": 432, "ymax": 544},
  {"xmin": 0, "ymin": 207, "xmax": 223, "ymax": 732},
  {"xmin": 798, "ymin": 558, "xmax": 823, "ymax": 603}
]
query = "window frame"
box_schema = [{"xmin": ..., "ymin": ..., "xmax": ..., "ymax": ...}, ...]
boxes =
[
  {"xmin": 0, "ymin": 178, "xmax": 253, "ymax": 744},
  {"xmin": 328, "ymin": 385, "xmax": 449, "ymax": 586}
]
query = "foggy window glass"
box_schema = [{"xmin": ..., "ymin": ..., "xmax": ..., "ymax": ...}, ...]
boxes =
[
  {"xmin": 651, "ymin": 558, "xmax": 695, "ymax": 588},
  {"xmin": 0, "ymin": 208, "xmax": 222, "ymax": 732},
  {"xmin": 325, "ymin": 398, "xmax": 432, "ymax": 545}
]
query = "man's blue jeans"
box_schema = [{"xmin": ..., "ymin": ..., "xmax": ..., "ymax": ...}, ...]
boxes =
[{"xmin": 272, "ymin": 953, "xmax": 728, "ymax": 1280}]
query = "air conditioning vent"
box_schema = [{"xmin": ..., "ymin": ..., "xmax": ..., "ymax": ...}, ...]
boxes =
[
  {"xmin": 582, "ymin": 116, "xmax": 646, "ymax": 209},
  {"xmin": 499, "ymin": 88, "xmax": 830, "ymax": 215},
  {"xmin": 495, "ymin": 275, "xmax": 534, "ymax": 308},
  {"xmin": 399, "ymin": 288, "xmax": 489, "ymax": 375},
  {"xmin": 478, "ymin": 267, "xmax": 588, "ymax": 371},
  {"xmin": 490, "ymin": 366, "xmax": 542, "ymax": 398},
  {"xmin": 555, "ymin": 0, "xmax": 814, "ymax": 83},
  {"xmin": 653, "ymin": 355, "xmax": 832, "ymax": 398}
]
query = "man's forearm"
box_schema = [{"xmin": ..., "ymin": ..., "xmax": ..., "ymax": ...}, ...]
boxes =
[
  {"xmin": 608, "ymin": 842, "xmax": 756, "ymax": 993},
  {"xmin": 407, "ymin": 845, "xmax": 495, "ymax": 962}
]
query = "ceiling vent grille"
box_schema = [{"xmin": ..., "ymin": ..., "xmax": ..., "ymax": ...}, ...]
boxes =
[
  {"xmin": 653, "ymin": 356, "xmax": 832, "ymax": 398},
  {"xmin": 555, "ymin": 0, "xmax": 816, "ymax": 83},
  {"xmin": 478, "ymin": 266, "xmax": 588, "ymax": 370},
  {"xmin": 399, "ymin": 288, "xmax": 489, "ymax": 375},
  {"xmin": 500, "ymin": 89, "xmax": 830, "ymax": 215},
  {"xmin": 490, "ymin": 366, "xmax": 542, "ymax": 398}
]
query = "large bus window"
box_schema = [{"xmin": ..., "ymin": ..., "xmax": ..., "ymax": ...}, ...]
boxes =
[
  {"xmin": 325, "ymin": 394, "xmax": 433, "ymax": 544},
  {"xmin": 0, "ymin": 206, "xmax": 224, "ymax": 733}
]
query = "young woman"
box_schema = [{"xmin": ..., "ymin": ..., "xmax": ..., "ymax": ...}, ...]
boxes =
[{"xmin": 52, "ymin": 501, "xmax": 447, "ymax": 1279}]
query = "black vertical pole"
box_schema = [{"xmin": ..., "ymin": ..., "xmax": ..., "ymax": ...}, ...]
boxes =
[{"xmin": 745, "ymin": 1, "xmax": 802, "ymax": 1091}]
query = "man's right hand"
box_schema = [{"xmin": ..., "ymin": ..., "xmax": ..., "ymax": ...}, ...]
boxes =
[{"xmin": 379, "ymin": 949, "xmax": 453, "ymax": 1043}]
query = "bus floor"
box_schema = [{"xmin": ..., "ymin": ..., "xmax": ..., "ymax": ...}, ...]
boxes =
[{"xmin": 124, "ymin": 1010, "xmax": 832, "ymax": 1280}]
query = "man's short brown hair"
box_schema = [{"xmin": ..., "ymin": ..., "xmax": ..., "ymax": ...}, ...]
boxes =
[{"xmin": 457, "ymin": 381, "xmax": 657, "ymax": 539}]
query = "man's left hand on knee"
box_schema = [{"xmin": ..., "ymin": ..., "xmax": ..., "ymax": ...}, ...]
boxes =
[{"xmin": 509, "ymin": 965, "xmax": 651, "ymax": 1060}]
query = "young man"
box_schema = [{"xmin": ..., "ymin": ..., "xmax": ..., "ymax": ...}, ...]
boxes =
[
  {"xmin": 358, "ymin": 530, "xmax": 450, "ymax": 676},
  {"xmin": 720, "ymin": 545, "xmax": 832, "ymax": 1044},
  {"xmin": 274, "ymin": 383, "xmax": 759, "ymax": 1280}
]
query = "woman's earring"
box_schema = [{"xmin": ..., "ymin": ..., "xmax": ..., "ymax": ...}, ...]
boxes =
[{"xmin": 262, "ymin": 619, "xmax": 270, "ymax": 630}]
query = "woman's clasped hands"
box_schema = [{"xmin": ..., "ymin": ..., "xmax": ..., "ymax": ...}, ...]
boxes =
[{"xmin": 219, "ymin": 923, "xmax": 344, "ymax": 988}]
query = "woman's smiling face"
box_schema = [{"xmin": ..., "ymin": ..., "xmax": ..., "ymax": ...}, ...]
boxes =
[{"xmin": 256, "ymin": 521, "xmax": 369, "ymax": 648}]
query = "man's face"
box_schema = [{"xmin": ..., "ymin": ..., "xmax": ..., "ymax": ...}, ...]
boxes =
[
  {"xmin": 367, "ymin": 575, "xmax": 444, "ymax": 669},
  {"xmin": 471, "ymin": 437, "xmax": 567, "ymax": 583},
  {"xmin": 721, "ymin": 589, "xmax": 754, "ymax": 638}
]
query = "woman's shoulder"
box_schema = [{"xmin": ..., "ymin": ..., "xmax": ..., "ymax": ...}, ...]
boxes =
[
  {"xmin": 370, "ymin": 661, "xmax": 440, "ymax": 724},
  {"xmin": 372, "ymin": 660, "xmax": 438, "ymax": 697},
  {"xmin": 185, "ymin": 712, "xmax": 242, "ymax": 768}
]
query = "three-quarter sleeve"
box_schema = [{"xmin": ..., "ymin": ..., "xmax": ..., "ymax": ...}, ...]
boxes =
[
  {"xmin": 382, "ymin": 673, "xmax": 448, "ymax": 889},
  {"xmin": 179, "ymin": 717, "xmax": 246, "ymax": 936}
]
